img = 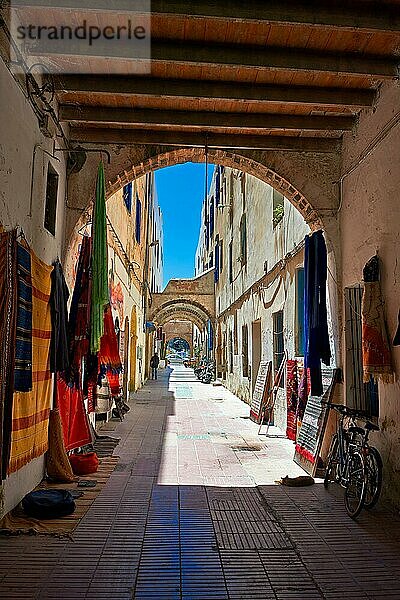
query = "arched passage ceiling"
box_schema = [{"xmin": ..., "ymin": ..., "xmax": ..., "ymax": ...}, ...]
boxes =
[
  {"xmin": 25, "ymin": 2, "xmax": 398, "ymax": 150},
  {"xmin": 150, "ymin": 300, "xmax": 212, "ymax": 332}
]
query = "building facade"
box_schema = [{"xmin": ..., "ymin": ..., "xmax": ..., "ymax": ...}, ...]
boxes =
[{"xmin": 195, "ymin": 166, "xmax": 335, "ymax": 432}]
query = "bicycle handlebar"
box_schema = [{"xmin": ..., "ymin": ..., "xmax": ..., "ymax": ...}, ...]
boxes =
[{"xmin": 322, "ymin": 401, "xmax": 379, "ymax": 431}]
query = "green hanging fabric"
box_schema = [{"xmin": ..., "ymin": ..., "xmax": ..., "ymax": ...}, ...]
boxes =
[{"xmin": 90, "ymin": 161, "xmax": 108, "ymax": 353}]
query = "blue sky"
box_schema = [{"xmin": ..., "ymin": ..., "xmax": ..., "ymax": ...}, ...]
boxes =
[{"xmin": 155, "ymin": 162, "xmax": 214, "ymax": 288}]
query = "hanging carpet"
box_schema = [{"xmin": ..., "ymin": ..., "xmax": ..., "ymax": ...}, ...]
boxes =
[
  {"xmin": 9, "ymin": 252, "xmax": 53, "ymax": 474},
  {"xmin": 99, "ymin": 304, "xmax": 122, "ymax": 374},
  {"xmin": 286, "ymin": 359, "xmax": 298, "ymax": 441},
  {"xmin": 0, "ymin": 229, "xmax": 18, "ymax": 479},
  {"xmin": 362, "ymin": 255, "xmax": 394, "ymax": 383},
  {"xmin": 14, "ymin": 239, "xmax": 33, "ymax": 392}
]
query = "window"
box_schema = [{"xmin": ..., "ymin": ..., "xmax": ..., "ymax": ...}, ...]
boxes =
[
  {"xmin": 214, "ymin": 236, "xmax": 220, "ymax": 283},
  {"xmin": 219, "ymin": 239, "xmax": 223, "ymax": 273},
  {"xmin": 135, "ymin": 196, "xmax": 142, "ymax": 243},
  {"xmin": 215, "ymin": 166, "xmax": 221, "ymax": 206},
  {"xmin": 123, "ymin": 182, "xmax": 132, "ymax": 212},
  {"xmin": 209, "ymin": 197, "xmax": 214, "ymax": 237},
  {"xmin": 209, "ymin": 251, "xmax": 213, "ymax": 268},
  {"xmin": 295, "ymin": 268, "xmax": 305, "ymax": 356},
  {"xmin": 229, "ymin": 241, "xmax": 233, "ymax": 284},
  {"xmin": 233, "ymin": 310, "xmax": 238, "ymax": 354},
  {"xmin": 239, "ymin": 213, "xmax": 247, "ymax": 266},
  {"xmin": 229, "ymin": 330, "xmax": 233, "ymax": 373},
  {"xmin": 241, "ymin": 323, "xmax": 249, "ymax": 378},
  {"xmin": 273, "ymin": 189, "xmax": 284, "ymax": 228},
  {"xmin": 273, "ymin": 310, "xmax": 284, "ymax": 387},
  {"xmin": 44, "ymin": 163, "xmax": 59, "ymax": 236},
  {"xmin": 229, "ymin": 170, "xmax": 234, "ymax": 228}
]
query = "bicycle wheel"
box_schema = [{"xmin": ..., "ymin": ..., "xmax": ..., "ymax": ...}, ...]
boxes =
[
  {"xmin": 324, "ymin": 435, "xmax": 339, "ymax": 488},
  {"xmin": 344, "ymin": 450, "xmax": 367, "ymax": 519},
  {"xmin": 364, "ymin": 446, "xmax": 383, "ymax": 509}
]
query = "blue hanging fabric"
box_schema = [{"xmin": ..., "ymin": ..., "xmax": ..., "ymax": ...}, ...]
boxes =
[
  {"xmin": 135, "ymin": 195, "xmax": 142, "ymax": 243},
  {"xmin": 123, "ymin": 182, "xmax": 132, "ymax": 212}
]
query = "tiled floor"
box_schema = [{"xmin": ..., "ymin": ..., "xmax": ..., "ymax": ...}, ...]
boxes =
[{"xmin": 1, "ymin": 364, "xmax": 400, "ymax": 599}]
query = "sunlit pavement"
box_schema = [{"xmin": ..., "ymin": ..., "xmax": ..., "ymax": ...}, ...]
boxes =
[{"xmin": 1, "ymin": 363, "xmax": 400, "ymax": 599}]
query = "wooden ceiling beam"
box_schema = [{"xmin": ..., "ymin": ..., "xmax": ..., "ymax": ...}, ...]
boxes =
[
  {"xmin": 70, "ymin": 127, "xmax": 341, "ymax": 153},
  {"xmin": 14, "ymin": 1, "xmax": 400, "ymax": 33},
  {"xmin": 32, "ymin": 40, "xmax": 399, "ymax": 78},
  {"xmin": 150, "ymin": 42, "xmax": 398, "ymax": 78},
  {"xmin": 60, "ymin": 105, "xmax": 355, "ymax": 131},
  {"xmin": 56, "ymin": 75, "xmax": 376, "ymax": 107}
]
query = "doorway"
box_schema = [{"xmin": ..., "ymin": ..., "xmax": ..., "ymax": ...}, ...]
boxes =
[{"xmin": 251, "ymin": 320, "xmax": 262, "ymax": 394}]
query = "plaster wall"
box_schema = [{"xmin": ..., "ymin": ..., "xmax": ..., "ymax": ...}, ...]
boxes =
[
  {"xmin": 210, "ymin": 169, "xmax": 312, "ymax": 429},
  {"xmin": 340, "ymin": 81, "xmax": 400, "ymax": 505},
  {"xmin": 0, "ymin": 60, "xmax": 67, "ymax": 517}
]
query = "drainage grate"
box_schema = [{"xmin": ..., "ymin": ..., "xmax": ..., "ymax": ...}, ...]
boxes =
[
  {"xmin": 207, "ymin": 488, "xmax": 293, "ymax": 551},
  {"xmin": 177, "ymin": 433, "xmax": 210, "ymax": 440},
  {"xmin": 231, "ymin": 444, "xmax": 264, "ymax": 451},
  {"xmin": 114, "ymin": 462, "xmax": 134, "ymax": 472}
]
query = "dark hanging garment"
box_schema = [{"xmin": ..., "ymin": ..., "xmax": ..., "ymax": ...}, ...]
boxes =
[
  {"xmin": 303, "ymin": 231, "xmax": 331, "ymax": 396},
  {"xmin": 68, "ymin": 235, "xmax": 92, "ymax": 382},
  {"xmin": 14, "ymin": 240, "xmax": 33, "ymax": 391},
  {"xmin": 393, "ymin": 310, "xmax": 400, "ymax": 346},
  {"xmin": 0, "ymin": 229, "xmax": 18, "ymax": 479},
  {"xmin": 50, "ymin": 260, "xmax": 70, "ymax": 373}
]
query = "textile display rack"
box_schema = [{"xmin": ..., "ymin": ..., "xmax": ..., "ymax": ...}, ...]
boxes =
[{"xmin": 258, "ymin": 351, "xmax": 288, "ymax": 437}]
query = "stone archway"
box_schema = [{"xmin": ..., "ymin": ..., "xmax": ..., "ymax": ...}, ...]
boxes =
[
  {"xmin": 64, "ymin": 144, "xmax": 341, "ymax": 365},
  {"xmin": 65, "ymin": 144, "xmax": 338, "ymax": 260},
  {"xmin": 148, "ymin": 271, "xmax": 215, "ymax": 330}
]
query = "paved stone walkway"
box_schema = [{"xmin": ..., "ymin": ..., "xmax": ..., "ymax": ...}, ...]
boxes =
[{"xmin": 1, "ymin": 364, "xmax": 400, "ymax": 599}]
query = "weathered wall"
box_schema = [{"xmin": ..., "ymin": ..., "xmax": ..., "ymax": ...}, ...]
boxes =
[
  {"xmin": 213, "ymin": 170, "xmax": 312, "ymax": 427},
  {"xmin": 340, "ymin": 80, "xmax": 400, "ymax": 505},
  {"xmin": 0, "ymin": 60, "xmax": 68, "ymax": 517}
]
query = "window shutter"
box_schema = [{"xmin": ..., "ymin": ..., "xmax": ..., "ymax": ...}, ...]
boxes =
[{"xmin": 135, "ymin": 196, "xmax": 142, "ymax": 243}]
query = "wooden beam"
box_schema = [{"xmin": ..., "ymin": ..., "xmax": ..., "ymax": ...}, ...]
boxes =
[
  {"xmin": 56, "ymin": 75, "xmax": 376, "ymax": 107},
  {"xmin": 60, "ymin": 105, "xmax": 355, "ymax": 131},
  {"xmin": 150, "ymin": 42, "xmax": 398, "ymax": 78},
  {"xmin": 13, "ymin": 1, "xmax": 400, "ymax": 33},
  {"xmin": 70, "ymin": 127, "xmax": 341, "ymax": 153},
  {"xmin": 30, "ymin": 40, "xmax": 398, "ymax": 78}
]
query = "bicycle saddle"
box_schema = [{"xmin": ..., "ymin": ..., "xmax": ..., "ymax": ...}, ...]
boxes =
[{"xmin": 365, "ymin": 421, "xmax": 379, "ymax": 431}]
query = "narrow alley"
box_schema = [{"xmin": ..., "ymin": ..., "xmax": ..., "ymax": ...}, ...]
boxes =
[{"xmin": 1, "ymin": 363, "xmax": 400, "ymax": 600}]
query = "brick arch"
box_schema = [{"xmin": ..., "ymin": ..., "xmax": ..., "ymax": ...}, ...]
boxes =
[
  {"xmin": 166, "ymin": 336, "xmax": 192, "ymax": 351},
  {"xmin": 107, "ymin": 147, "xmax": 320, "ymax": 225},
  {"xmin": 152, "ymin": 299, "xmax": 213, "ymax": 332},
  {"xmin": 65, "ymin": 144, "xmax": 335, "ymax": 263}
]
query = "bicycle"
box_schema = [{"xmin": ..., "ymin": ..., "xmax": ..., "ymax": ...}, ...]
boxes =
[{"xmin": 323, "ymin": 403, "xmax": 382, "ymax": 518}]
